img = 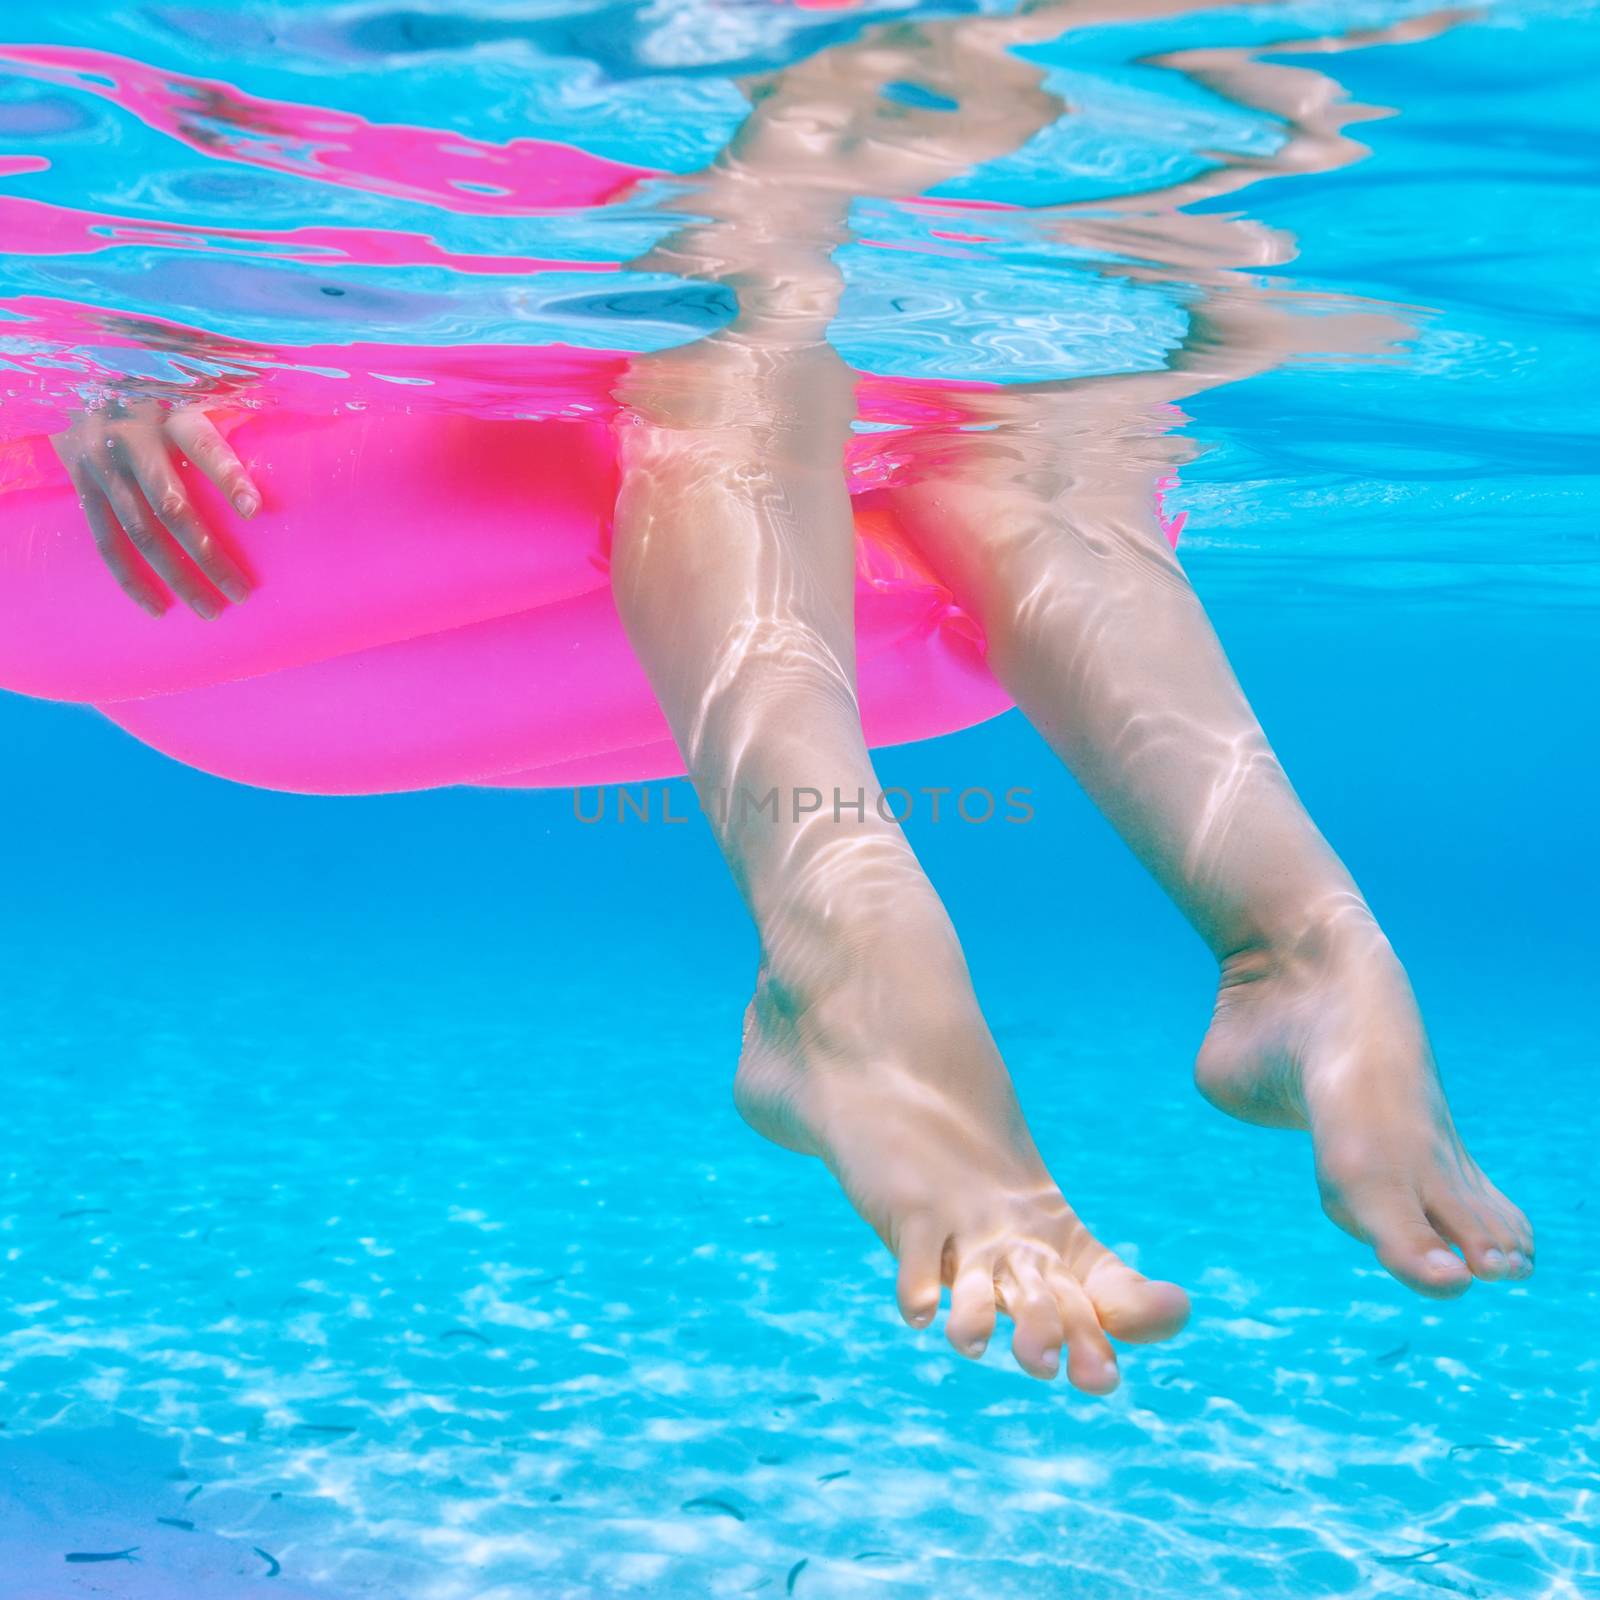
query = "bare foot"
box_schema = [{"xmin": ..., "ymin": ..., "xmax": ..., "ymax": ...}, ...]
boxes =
[
  {"xmin": 735, "ymin": 914, "xmax": 1190, "ymax": 1389},
  {"xmin": 1195, "ymin": 902, "xmax": 1533, "ymax": 1297}
]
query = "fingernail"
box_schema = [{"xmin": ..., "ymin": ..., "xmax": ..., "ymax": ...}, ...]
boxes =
[
  {"xmin": 1100, "ymin": 1360, "xmax": 1120, "ymax": 1388},
  {"xmin": 966, "ymin": 1338, "xmax": 987, "ymax": 1358},
  {"xmin": 1425, "ymin": 1248, "xmax": 1466, "ymax": 1277},
  {"xmin": 193, "ymin": 597, "xmax": 218, "ymax": 620},
  {"xmin": 234, "ymin": 490, "xmax": 259, "ymax": 517},
  {"xmin": 1482, "ymin": 1248, "xmax": 1507, "ymax": 1269},
  {"xmin": 221, "ymin": 578, "xmax": 250, "ymax": 604}
]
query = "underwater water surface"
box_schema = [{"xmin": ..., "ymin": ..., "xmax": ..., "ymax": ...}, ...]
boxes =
[{"xmin": 1, "ymin": 0, "xmax": 1597, "ymax": 1597}]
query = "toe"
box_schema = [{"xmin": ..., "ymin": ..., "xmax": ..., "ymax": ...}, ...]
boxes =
[
  {"xmin": 894, "ymin": 1215, "xmax": 945, "ymax": 1329},
  {"xmin": 1506, "ymin": 1214, "xmax": 1535, "ymax": 1279},
  {"xmin": 1046, "ymin": 1267, "xmax": 1121, "ymax": 1395},
  {"xmin": 1508, "ymin": 1222, "xmax": 1535, "ymax": 1278},
  {"xmin": 996, "ymin": 1256, "xmax": 1064, "ymax": 1380},
  {"xmin": 1511, "ymin": 1208, "xmax": 1534, "ymax": 1264},
  {"xmin": 1423, "ymin": 1160, "xmax": 1534, "ymax": 1283},
  {"xmin": 1487, "ymin": 1191, "xmax": 1534, "ymax": 1276},
  {"xmin": 1425, "ymin": 1193, "xmax": 1520, "ymax": 1282},
  {"xmin": 1379, "ymin": 1228, "xmax": 1471, "ymax": 1299},
  {"xmin": 1447, "ymin": 1231, "xmax": 1514, "ymax": 1282},
  {"xmin": 945, "ymin": 1252, "xmax": 998, "ymax": 1359},
  {"xmin": 1322, "ymin": 1171, "xmax": 1472, "ymax": 1298},
  {"xmin": 1081, "ymin": 1254, "xmax": 1190, "ymax": 1345}
]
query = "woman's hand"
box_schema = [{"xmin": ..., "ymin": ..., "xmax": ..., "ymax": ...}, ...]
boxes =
[{"xmin": 51, "ymin": 401, "xmax": 259, "ymax": 618}]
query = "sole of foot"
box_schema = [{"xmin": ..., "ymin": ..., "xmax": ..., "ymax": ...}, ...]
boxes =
[
  {"xmin": 1195, "ymin": 916, "xmax": 1533, "ymax": 1297},
  {"xmin": 737, "ymin": 964, "xmax": 1190, "ymax": 1389}
]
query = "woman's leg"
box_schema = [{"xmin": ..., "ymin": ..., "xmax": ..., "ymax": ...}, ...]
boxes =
[
  {"xmin": 887, "ymin": 361, "xmax": 1533, "ymax": 1298},
  {"xmin": 609, "ymin": 307, "xmax": 1188, "ymax": 1386},
  {"xmin": 878, "ymin": 4, "xmax": 1532, "ymax": 1299}
]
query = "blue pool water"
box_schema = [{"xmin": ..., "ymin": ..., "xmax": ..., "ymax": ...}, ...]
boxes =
[
  {"xmin": 2, "ymin": 608, "xmax": 1595, "ymax": 1599},
  {"xmin": 2, "ymin": 1, "xmax": 1598, "ymax": 1597}
]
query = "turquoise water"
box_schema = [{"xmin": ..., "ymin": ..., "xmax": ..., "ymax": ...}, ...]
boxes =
[
  {"xmin": 2, "ymin": 612, "xmax": 1595, "ymax": 1598},
  {"xmin": 3, "ymin": 1, "xmax": 1599, "ymax": 1597}
]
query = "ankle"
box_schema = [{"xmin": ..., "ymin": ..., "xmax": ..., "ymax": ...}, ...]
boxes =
[
  {"xmin": 1217, "ymin": 891, "xmax": 1392, "ymax": 988},
  {"xmin": 751, "ymin": 891, "xmax": 975, "ymax": 1049}
]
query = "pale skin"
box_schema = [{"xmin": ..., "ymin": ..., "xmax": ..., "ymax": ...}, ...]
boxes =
[
  {"xmin": 51, "ymin": 399, "xmax": 260, "ymax": 618},
  {"xmin": 614, "ymin": 0, "xmax": 1530, "ymax": 1383},
  {"xmin": 59, "ymin": 0, "xmax": 1530, "ymax": 1387},
  {"xmin": 880, "ymin": 9, "xmax": 1532, "ymax": 1299},
  {"xmin": 609, "ymin": 332, "xmax": 1193, "ymax": 1387}
]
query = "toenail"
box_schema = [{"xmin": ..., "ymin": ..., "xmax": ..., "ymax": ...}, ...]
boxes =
[
  {"xmin": 1424, "ymin": 1248, "xmax": 1467, "ymax": 1277},
  {"xmin": 1508, "ymin": 1250, "xmax": 1528, "ymax": 1273},
  {"xmin": 1039, "ymin": 1347, "xmax": 1060, "ymax": 1373},
  {"xmin": 1483, "ymin": 1248, "xmax": 1507, "ymax": 1268},
  {"xmin": 1099, "ymin": 1360, "xmax": 1120, "ymax": 1389},
  {"xmin": 966, "ymin": 1338, "xmax": 987, "ymax": 1357}
]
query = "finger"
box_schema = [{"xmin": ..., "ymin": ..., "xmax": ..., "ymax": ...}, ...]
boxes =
[
  {"xmin": 72, "ymin": 472, "xmax": 168, "ymax": 617},
  {"xmin": 166, "ymin": 410, "xmax": 260, "ymax": 518},
  {"xmin": 123, "ymin": 428, "xmax": 251, "ymax": 603},
  {"xmin": 93, "ymin": 467, "xmax": 224, "ymax": 620}
]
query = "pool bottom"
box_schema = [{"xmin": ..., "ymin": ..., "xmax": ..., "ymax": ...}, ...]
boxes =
[{"xmin": 0, "ymin": 945, "xmax": 1591, "ymax": 1600}]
